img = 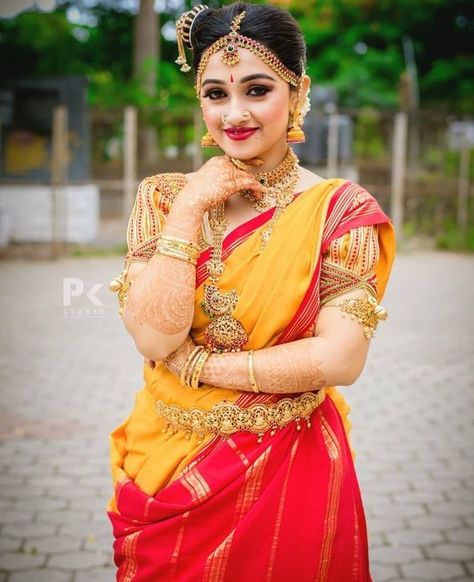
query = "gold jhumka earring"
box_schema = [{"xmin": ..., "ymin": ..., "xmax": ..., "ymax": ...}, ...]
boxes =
[{"xmin": 287, "ymin": 78, "xmax": 306, "ymax": 144}]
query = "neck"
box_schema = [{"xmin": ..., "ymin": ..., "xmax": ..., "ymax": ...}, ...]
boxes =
[{"xmin": 244, "ymin": 139, "xmax": 290, "ymax": 175}]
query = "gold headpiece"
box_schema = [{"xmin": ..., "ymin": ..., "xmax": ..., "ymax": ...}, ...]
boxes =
[
  {"xmin": 175, "ymin": 4, "xmax": 209, "ymax": 72},
  {"xmin": 174, "ymin": 7, "xmax": 300, "ymax": 95}
]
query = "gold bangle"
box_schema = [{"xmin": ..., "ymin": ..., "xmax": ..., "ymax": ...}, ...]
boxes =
[
  {"xmin": 180, "ymin": 346, "xmax": 203, "ymax": 387},
  {"xmin": 158, "ymin": 235, "xmax": 201, "ymax": 262},
  {"xmin": 159, "ymin": 233, "xmax": 201, "ymax": 252},
  {"xmin": 190, "ymin": 348, "xmax": 211, "ymax": 389},
  {"xmin": 155, "ymin": 246, "xmax": 198, "ymax": 265},
  {"xmin": 183, "ymin": 347, "xmax": 204, "ymax": 387},
  {"xmin": 248, "ymin": 350, "xmax": 260, "ymax": 393},
  {"xmin": 157, "ymin": 241, "xmax": 201, "ymax": 261}
]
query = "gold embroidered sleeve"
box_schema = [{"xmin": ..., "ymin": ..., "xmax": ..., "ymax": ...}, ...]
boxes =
[
  {"xmin": 109, "ymin": 173, "xmax": 187, "ymax": 316},
  {"xmin": 320, "ymin": 224, "xmax": 379, "ymax": 306},
  {"xmin": 319, "ymin": 225, "xmax": 388, "ymax": 339}
]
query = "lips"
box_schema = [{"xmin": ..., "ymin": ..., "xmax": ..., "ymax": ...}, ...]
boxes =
[{"xmin": 224, "ymin": 128, "xmax": 258, "ymax": 141}]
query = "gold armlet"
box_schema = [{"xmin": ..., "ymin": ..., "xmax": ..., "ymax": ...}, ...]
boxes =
[
  {"xmin": 109, "ymin": 263, "xmax": 132, "ymax": 317},
  {"xmin": 325, "ymin": 293, "xmax": 387, "ymax": 339}
]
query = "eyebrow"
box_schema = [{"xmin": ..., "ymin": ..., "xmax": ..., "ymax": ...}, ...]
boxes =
[{"xmin": 201, "ymin": 73, "xmax": 277, "ymax": 88}]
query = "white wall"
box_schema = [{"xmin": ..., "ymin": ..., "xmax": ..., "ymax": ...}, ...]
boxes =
[{"xmin": 0, "ymin": 184, "xmax": 100, "ymax": 244}]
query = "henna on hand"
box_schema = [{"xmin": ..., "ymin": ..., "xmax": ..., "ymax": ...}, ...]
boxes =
[
  {"xmin": 125, "ymin": 253, "xmax": 196, "ymax": 335},
  {"xmin": 196, "ymin": 338, "xmax": 328, "ymax": 394}
]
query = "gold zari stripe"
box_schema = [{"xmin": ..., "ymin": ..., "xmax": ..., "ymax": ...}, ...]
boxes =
[{"xmin": 156, "ymin": 390, "xmax": 326, "ymax": 443}]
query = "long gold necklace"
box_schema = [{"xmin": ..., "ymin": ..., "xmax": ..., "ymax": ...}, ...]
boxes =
[{"xmin": 200, "ymin": 149, "xmax": 300, "ymax": 353}]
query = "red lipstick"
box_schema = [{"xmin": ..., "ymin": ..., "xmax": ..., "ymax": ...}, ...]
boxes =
[{"xmin": 224, "ymin": 128, "xmax": 258, "ymax": 141}]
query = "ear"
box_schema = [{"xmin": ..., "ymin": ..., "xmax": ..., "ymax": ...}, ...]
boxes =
[{"xmin": 290, "ymin": 74, "xmax": 311, "ymax": 116}]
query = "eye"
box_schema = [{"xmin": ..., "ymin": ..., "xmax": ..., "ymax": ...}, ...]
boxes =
[
  {"xmin": 202, "ymin": 89, "xmax": 226, "ymax": 100},
  {"xmin": 248, "ymin": 85, "xmax": 270, "ymax": 96}
]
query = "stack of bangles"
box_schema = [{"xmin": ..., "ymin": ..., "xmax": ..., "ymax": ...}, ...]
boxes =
[
  {"xmin": 180, "ymin": 347, "xmax": 261, "ymax": 393},
  {"xmin": 154, "ymin": 233, "xmax": 201, "ymax": 265}
]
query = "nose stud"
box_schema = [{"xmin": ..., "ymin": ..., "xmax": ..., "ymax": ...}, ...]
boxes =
[{"xmin": 221, "ymin": 111, "xmax": 251, "ymax": 125}]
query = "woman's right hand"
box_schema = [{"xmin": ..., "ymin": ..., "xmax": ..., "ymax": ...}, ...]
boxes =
[{"xmin": 179, "ymin": 155, "xmax": 267, "ymax": 214}]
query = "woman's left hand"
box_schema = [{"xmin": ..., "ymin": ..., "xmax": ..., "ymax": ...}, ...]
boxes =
[{"xmin": 163, "ymin": 335, "xmax": 197, "ymax": 376}]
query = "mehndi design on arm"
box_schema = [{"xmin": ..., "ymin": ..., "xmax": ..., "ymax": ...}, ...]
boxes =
[
  {"xmin": 199, "ymin": 338, "xmax": 327, "ymax": 394},
  {"xmin": 125, "ymin": 254, "xmax": 196, "ymax": 335}
]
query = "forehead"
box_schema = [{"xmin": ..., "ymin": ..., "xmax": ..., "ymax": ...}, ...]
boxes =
[{"xmin": 202, "ymin": 47, "xmax": 286, "ymax": 85}]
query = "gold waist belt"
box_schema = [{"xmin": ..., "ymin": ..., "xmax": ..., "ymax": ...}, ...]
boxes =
[{"xmin": 155, "ymin": 390, "xmax": 326, "ymax": 444}]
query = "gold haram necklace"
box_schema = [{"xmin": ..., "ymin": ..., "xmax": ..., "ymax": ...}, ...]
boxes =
[{"xmin": 200, "ymin": 148, "xmax": 300, "ymax": 353}]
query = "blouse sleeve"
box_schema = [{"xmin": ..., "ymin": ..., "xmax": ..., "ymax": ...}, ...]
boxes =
[
  {"xmin": 109, "ymin": 172, "xmax": 187, "ymax": 316},
  {"xmin": 320, "ymin": 224, "xmax": 380, "ymax": 307}
]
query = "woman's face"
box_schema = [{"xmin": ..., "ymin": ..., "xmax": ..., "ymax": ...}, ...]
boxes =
[{"xmin": 199, "ymin": 47, "xmax": 298, "ymax": 160}]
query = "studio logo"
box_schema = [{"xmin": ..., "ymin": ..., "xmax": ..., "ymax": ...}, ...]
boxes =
[{"xmin": 63, "ymin": 277, "xmax": 105, "ymax": 318}]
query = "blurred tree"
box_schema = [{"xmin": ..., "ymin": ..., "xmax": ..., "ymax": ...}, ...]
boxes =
[{"xmin": 0, "ymin": 0, "xmax": 472, "ymax": 112}]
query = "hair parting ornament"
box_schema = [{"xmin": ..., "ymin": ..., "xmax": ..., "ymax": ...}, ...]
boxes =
[{"xmin": 174, "ymin": 5, "xmax": 300, "ymax": 97}]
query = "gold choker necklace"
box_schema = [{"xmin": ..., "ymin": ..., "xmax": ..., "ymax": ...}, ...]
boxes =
[{"xmin": 230, "ymin": 148, "xmax": 300, "ymax": 213}]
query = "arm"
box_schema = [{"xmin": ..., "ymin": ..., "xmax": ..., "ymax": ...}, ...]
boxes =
[
  {"xmin": 122, "ymin": 195, "xmax": 204, "ymax": 362},
  {"xmin": 166, "ymin": 286, "xmax": 374, "ymax": 393},
  {"xmin": 164, "ymin": 224, "xmax": 385, "ymax": 391}
]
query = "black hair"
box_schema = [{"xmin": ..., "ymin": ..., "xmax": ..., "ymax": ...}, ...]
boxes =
[{"xmin": 190, "ymin": 2, "xmax": 306, "ymax": 80}]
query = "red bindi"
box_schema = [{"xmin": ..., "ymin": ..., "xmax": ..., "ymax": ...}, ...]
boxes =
[{"xmin": 230, "ymin": 74, "xmax": 234, "ymax": 83}]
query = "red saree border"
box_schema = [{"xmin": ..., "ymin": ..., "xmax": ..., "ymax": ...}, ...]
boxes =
[
  {"xmin": 277, "ymin": 180, "xmax": 392, "ymax": 344},
  {"xmin": 196, "ymin": 190, "xmax": 306, "ymax": 288}
]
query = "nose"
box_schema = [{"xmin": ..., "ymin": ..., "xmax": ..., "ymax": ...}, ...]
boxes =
[{"xmin": 221, "ymin": 109, "xmax": 251, "ymax": 127}]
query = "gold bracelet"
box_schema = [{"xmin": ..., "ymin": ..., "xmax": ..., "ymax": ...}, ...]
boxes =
[
  {"xmin": 155, "ymin": 246, "xmax": 198, "ymax": 265},
  {"xmin": 180, "ymin": 346, "xmax": 203, "ymax": 387},
  {"xmin": 158, "ymin": 234, "xmax": 201, "ymax": 262},
  {"xmin": 190, "ymin": 348, "xmax": 211, "ymax": 389},
  {"xmin": 183, "ymin": 346, "xmax": 205, "ymax": 387},
  {"xmin": 248, "ymin": 350, "xmax": 260, "ymax": 393}
]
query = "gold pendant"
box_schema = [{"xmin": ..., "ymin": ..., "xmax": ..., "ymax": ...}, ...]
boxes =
[{"xmin": 204, "ymin": 314, "xmax": 248, "ymax": 353}]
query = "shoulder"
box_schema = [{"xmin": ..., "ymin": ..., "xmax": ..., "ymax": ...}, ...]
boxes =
[{"xmin": 136, "ymin": 172, "xmax": 188, "ymax": 216}]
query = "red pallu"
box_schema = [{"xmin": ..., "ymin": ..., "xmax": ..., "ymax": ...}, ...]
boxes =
[{"xmin": 108, "ymin": 394, "xmax": 371, "ymax": 581}]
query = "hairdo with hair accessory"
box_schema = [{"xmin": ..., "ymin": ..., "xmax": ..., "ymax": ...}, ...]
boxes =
[{"xmin": 175, "ymin": 4, "xmax": 209, "ymax": 72}]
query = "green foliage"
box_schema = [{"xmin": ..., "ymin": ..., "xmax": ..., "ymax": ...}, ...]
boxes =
[
  {"xmin": 436, "ymin": 219, "xmax": 474, "ymax": 252},
  {"xmin": 0, "ymin": 0, "xmax": 472, "ymax": 112},
  {"xmin": 354, "ymin": 107, "xmax": 387, "ymax": 160}
]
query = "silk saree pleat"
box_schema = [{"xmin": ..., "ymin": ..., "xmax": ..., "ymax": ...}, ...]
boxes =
[{"xmin": 108, "ymin": 177, "xmax": 396, "ymax": 581}]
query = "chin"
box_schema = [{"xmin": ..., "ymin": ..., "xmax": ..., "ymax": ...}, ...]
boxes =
[{"xmin": 220, "ymin": 141, "xmax": 266, "ymax": 161}]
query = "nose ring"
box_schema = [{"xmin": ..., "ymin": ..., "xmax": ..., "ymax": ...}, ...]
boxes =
[{"xmin": 221, "ymin": 111, "xmax": 251, "ymax": 125}]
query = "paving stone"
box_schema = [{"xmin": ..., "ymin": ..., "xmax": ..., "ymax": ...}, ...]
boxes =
[
  {"xmin": 9, "ymin": 570, "xmax": 72, "ymax": 582},
  {"xmin": 368, "ymin": 563, "xmax": 399, "ymax": 582},
  {"xmin": 74, "ymin": 567, "xmax": 117, "ymax": 581},
  {"xmin": 447, "ymin": 528, "xmax": 474, "ymax": 544},
  {"xmin": 2, "ymin": 522, "xmax": 57, "ymax": 539},
  {"xmin": 426, "ymin": 543, "xmax": 474, "ymax": 561},
  {"xmin": 0, "ymin": 509, "xmax": 36, "ymax": 524},
  {"xmin": 24, "ymin": 536, "xmax": 82, "ymax": 554},
  {"xmin": 401, "ymin": 560, "xmax": 465, "ymax": 580},
  {"xmin": 0, "ymin": 252, "xmax": 472, "ymax": 579},
  {"xmin": 407, "ymin": 515, "xmax": 464, "ymax": 531},
  {"xmin": 385, "ymin": 529, "xmax": 444, "ymax": 546},
  {"xmin": 35, "ymin": 509, "xmax": 90, "ymax": 524},
  {"xmin": 48, "ymin": 550, "xmax": 110, "ymax": 570},
  {"xmin": 0, "ymin": 551, "xmax": 46, "ymax": 570},
  {"xmin": 371, "ymin": 544, "xmax": 424, "ymax": 564},
  {"xmin": 0, "ymin": 537, "xmax": 21, "ymax": 552}
]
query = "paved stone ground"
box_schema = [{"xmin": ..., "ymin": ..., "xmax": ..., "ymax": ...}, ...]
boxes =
[{"xmin": 0, "ymin": 251, "xmax": 473, "ymax": 581}]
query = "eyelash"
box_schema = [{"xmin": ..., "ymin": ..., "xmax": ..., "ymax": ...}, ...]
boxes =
[{"xmin": 202, "ymin": 86, "xmax": 271, "ymax": 100}]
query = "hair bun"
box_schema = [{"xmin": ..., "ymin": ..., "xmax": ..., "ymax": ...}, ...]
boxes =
[{"xmin": 176, "ymin": 4, "xmax": 209, "ymax": 50}]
